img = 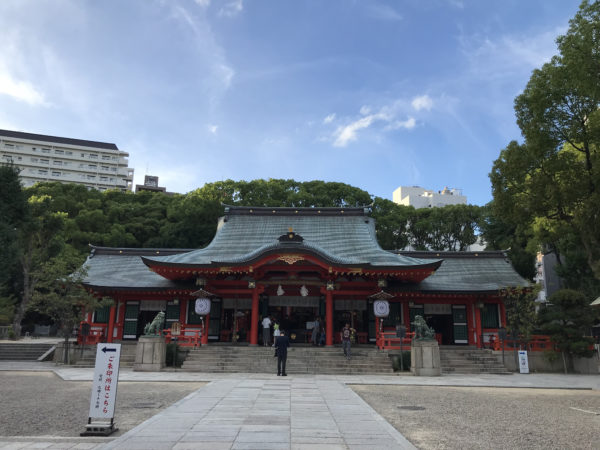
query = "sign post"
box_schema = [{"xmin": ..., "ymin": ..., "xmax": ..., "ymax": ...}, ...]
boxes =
[
  {"xmin": 518, "ymin": 350, "xmax": 529, "ymax": 374},
  {"xmin": 81, "ymin": 343, "xmax": 121, "ymax": 436}
]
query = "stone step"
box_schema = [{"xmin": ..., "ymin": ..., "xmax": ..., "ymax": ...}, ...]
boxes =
[{"xmin": 0, "ymin": 343, "xmax": 54, "ymax": 361}]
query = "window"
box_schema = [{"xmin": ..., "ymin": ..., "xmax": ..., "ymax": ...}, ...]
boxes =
[
  {"xmin": 51, "ymin": 171, "xmax": 61, "ymax": 177},
  {"xmin": 100, "ymin": 176, "xmax": 108, "ymax": 181},
  {"xmin": 111, "ymin": 167, "xmax": 117, "ymax": 172},
  {"xmin": 94, "ymin": 305, "xmax": 111, "ymax": 324},
  {"xmin": 88, "ymin": 164, "xmax": 97, "ymax": 169},
  {"xmin": 101, "ymin": 166, "xmax": 109, "ymax": 171},
  {"xmin": 482, "ymin": 304, "xmax": 500, "ymax": 328},
  {"xmin": 15, "ymin": 145, "xmax": 23, "ymax": 149},
  {"xmin": 80, "ymin": 153, "xmax": 86, "ymax": 157},
  {"xmin": 65, "ymin": 151, "xmax": 73, "ymax": 156},
  {"xmin": 89, "ymin": 154, "xmax": 98, "ymax": 159},
  {"xmin": 53, "ymin": 160, "xmax": 62, "ymax": 166},
  {"xmin": 102, "ymin": 155, "xmax": 110, "ymax": 160},
  {"xmin": 86, "ymin": 175, "xmax": 96, "ymax": 180},
  {"xmin": 38, "ymin": 169, "xmax": 48, "ymax": 175},
  {"xmin": 32, "ymin": 147, "xmax": 37, "ymax": 151},
  {"xmin": 1, "ymin": 155, "xmax": 12, "ymax": 162},
  {"xmin": 4, "ymin": 143, "xmax": 13, "ymax": 148},
  {"xmin": 40, "ymin": 159, "xmax": 49, "ymax": 164},
  {"xmin": 54, "ymin": 149, "xmax": 63, "ymax": 155},
  {"xmin": 41, "ymin": 148, "xmax": 51, "ymax": 153}
]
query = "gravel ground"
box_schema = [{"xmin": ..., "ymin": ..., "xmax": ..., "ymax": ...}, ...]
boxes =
[
  {"xmin": 352, "ymin": 385, "xmax": 600, "ymax": 450},
  {"xmin": 0, "ymin": 371, "xmax": 205, "ymax": 437}
]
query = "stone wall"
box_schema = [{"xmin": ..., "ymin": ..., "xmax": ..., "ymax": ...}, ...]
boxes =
[{"xmin": 496, "ymin": 350, "xmax": 600, "ymax": 374}]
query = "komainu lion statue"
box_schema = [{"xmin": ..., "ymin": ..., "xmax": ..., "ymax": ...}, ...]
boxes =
[
  {"xmin": 412, "ymin": 315, "xmax": 435, "ymax": 340},
  {"xmin": 144, "ymin": 311, "xmax": 165, "ymax": 336}
]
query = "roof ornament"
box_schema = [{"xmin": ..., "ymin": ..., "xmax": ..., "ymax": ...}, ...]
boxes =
[
  {"xmin": 300, "ymin": 285, "xmax": 309, "ymax": 297},
  {"xmin": 277, "ymin": 284, "xmax": 285, "ymax": 296}
]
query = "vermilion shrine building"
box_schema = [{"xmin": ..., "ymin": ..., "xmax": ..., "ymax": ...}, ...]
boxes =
[{"xmin": 81, "ymin": 206, "xmax": 527, "ymax": 347}]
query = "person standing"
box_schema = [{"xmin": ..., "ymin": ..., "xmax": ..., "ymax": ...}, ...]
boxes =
[
  {"xmin": 275, "ymin": 329, "xmax": 290, "ymax": 376},
  {"xmin": 341, "ymin": 323, "xmax": 354, "ymax": 360},
  {"xmin": 261, "ymin": 315, "xmax": 272, "ymax": 346},
  {"xmin": 311, "ymin": 317, "xmax": 320, "ymax": 346}
]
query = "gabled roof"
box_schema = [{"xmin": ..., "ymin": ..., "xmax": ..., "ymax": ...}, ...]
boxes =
[
  {"xmin": 391, "ymin": 251, "xmax": 530, "ymax": 293},
  {"xmin": 142, "ymin": 206, "xmax": 441, "ymax": 271}
]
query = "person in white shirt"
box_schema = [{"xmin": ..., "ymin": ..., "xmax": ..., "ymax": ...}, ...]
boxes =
[{"xmin": 261, "ymin": 316, "xmax": 272, "ymax": 346}]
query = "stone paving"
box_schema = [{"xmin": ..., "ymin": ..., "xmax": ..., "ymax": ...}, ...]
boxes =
[{"xmin": 1, "ymin": 361, "xmax": 600, "ymax": 449}]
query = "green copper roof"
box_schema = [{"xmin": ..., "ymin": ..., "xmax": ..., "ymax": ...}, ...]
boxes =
[
  {"xmin": 82, "ymin": 247, "xmax": 192, "ymax": 291},
  {"xmin": 392, "ymin": 251, "xmax": 530, "ymax": 293},
  {"xmin": 143, "ymin": 206, "xmax": 439, "ymax": 269}
]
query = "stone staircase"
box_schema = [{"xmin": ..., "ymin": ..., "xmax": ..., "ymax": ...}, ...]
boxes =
[
  {"xmin": 66, "ymin": 342, "xmax": 137, "ymax": 368},
  {"xmin": 181, "ymin": 345, "xmax": 394, "ymax": 375},
  {"xmin": 440, "ymin": 346, "xmax": 512, "ymax": 375},
  {"xmin": 0, "ymin": 343, "xmax": 55, "ymax": 361}
]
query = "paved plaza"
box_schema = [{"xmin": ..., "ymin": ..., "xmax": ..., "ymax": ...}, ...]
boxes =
[{"xmin": 0, "ymin": 362, "xmax": 599, "ymax": 449}]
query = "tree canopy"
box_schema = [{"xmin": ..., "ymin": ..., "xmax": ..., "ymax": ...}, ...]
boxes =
[{"xmin": 490, "ymin": 0, "xmax": 600, "ymax": 295}]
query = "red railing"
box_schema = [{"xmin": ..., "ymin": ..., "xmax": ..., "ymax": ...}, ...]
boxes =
[
  {"xmin": 376, "ymin": 331, "xmax": 442, "ymax": 350},
  {"xmin": 77, "ymin": 322, "xmax": 107, "ymax": 345},
  {"xmin": 163, "ymin": 326, "xmax": 203, "ymax": 347},
  {"xmin": 486, "ymin": 333, "xmax": 555, "ymax": 352}
]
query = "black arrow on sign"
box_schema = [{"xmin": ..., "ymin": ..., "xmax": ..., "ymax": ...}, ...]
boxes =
[{"xmin": 101, "ymin": 347, "xmax": 117, "ymax": 353}]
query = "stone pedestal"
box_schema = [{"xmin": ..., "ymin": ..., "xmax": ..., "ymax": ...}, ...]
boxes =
[
  {"xmin": 411, "ymin": 339, "xmax": 441, "ymax": 376},
  {"xmin": 134, "ymin": 336, "xmax": 166, "ymax": 372}
]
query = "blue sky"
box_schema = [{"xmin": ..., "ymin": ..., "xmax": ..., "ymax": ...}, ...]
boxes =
[{"xmin": 0, "ymin": 0, "xmax": 581, "ymax": 205}]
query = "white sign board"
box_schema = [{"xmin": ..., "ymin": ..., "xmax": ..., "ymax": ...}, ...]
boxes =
[
  {"xmin": 88, "ymin": 343, "xmax": 121, "ymax": 420},
  {"xmin": 518, "ymin": 350, "xmax": 529, "ymax": 374},
  {"xmin": 195, "ymin": 298, "xmax": 211, "ymax": 315}
]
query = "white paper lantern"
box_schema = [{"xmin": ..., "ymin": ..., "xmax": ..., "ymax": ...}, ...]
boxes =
[
  {"xmin": 373, "ymin": 300, "xmax": 390, "ymax": 317},
  {"xmin": 195, "ymin": 298, "xmax": 211, "ymax": 315}
]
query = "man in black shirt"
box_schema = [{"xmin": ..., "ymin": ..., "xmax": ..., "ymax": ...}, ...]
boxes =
[{"xmin": 275, "ymin": 329, "xmax": 290, "ymax": 376}]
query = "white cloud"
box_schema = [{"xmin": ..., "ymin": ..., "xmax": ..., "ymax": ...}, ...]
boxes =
[
  {"xmin": 388, "ymin": 117, "xmax": 416, "ymax": 130},
  {"xmin": 0, "ymin": 70, "xmax": 46, "ymax": 106},
  {"xmin": 411, "ymin": 95, "xmax": 433, "ymax": 111},
  {"xmin": 219, "ymin": 0, "xmax": 243, "ymax": 18},
  {"xmin": 359, "ymin": 105, "xmax": 371, "ymax": 115},
  {"xmin": 208, "ymin": 124, "xmax": 218, "ymax": 134},
  {"xmin": 194, "ymin": 0, "xmax": 211, "ymax": 7},
  {"xmin": 333, "ymin": 112, "xmax": 387, "ymax": 147},
  {"xmin": 366, "ymin": 4, "xmax": 402, "ymax": 21},
  {"xmin": 323, "ymin": 113, "xmax": 336, "ymax": 124}
]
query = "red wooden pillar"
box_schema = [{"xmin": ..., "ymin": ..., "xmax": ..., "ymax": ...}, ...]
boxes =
[
  {"xmin": 499, "ymin": 301, "xmax": 506, "ymax": 327},
  {"xmin": 325, "ymin": 290, "xmax": 333, "ymax": 346},
  {"xmin": 475, "ymin": 305, "xmax": 483, "ymax": 349},
  {"xmin": 180, "ymin": 299, "xmax": 187, "ymax": 325},
  {"xmin": 201, "ymin": 313, "xmax": 210, "ymax": 345},
  {"xmin": 375, "ymin": 316, "xmax": 380, "ymax": 345},
  {"xmin": 249, "ymin": 288, "xmax": 260, "ymax": 346},
  {"xmin": 116, "ymin": 299, "xmax": 126, "ymax": 340},
  {"xmin": 107, "ymin": 305, "xmax": 117, "ymax": 343},
  {"xmin": 466, "ymin": 301, "xmax": 475, "ymax": 346}
]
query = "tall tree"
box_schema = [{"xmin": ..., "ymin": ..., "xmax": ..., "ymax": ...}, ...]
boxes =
[
  {"xmin": 490, "ymin": 1, "xmax": 600, "ymax": 288},
  {"xmin": 538, "ymin": 289, "xmax": 596, "ymax": 373}
]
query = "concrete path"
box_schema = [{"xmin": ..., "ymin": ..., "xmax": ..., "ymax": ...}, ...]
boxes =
[
  {"xmin": 2, "ymin": 361, "xmax": 600, "ymax": 449},
  {"xmin": 101, "ymin": 377, "xmax": 414, "ymax": 450}
]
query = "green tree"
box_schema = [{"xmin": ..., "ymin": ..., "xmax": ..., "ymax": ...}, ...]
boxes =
[
  {"xmin": 12, "ymin": 194, "xmax": 67, "ymax": 337},
  {"xmin": 371, "ymin": 198, "xmax": 412, "ymax": 250},
  {"xmin": 0, "ymin": 164, "xmax": 28, "ymax": 325},
  {"xmin": 491, "ymin": 1, "xmax": 600, "ymax": 289},
  {"xmin": 29, "ymin": 248, "xmax": 112, "ymax": 362},
  {"xmin": 538, "ymin": 289, "xmax": 596, "ymax": 373}
]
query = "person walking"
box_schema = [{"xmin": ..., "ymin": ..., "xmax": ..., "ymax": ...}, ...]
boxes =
[
  {"xmin": 261, "ymin": 315, "xmax": 272, "ymax": 346},
  {"xmin": 272, "ymin": 320, "xmax": 280, "ymax": 346},
  {"xmin": 311, "ymin": 317, "xmax": 320, "ymax": 346},
  {"xmin": 274, "ymin": 329, "xmax": 290, "ymax": 376},
  {"xmin": 341, "ymin": 322, "xmax": 354, "ymax": 360}
]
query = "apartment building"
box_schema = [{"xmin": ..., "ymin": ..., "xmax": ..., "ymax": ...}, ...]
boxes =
[
  {"xmin": 0, "ymin": 129, "xmax": 134, "ymax": 192},
  {"xmin": 393, "ymin": 185, "xmax": 467, "ymax": 208}
]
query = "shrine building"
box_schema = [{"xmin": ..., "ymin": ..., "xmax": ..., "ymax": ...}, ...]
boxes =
[{"xmin": 81, "ymin": 205, "xmax": 528, "ymax": 347}]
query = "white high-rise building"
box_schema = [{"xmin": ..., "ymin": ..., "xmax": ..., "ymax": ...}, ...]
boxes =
[
  {"xmin": 393, "ymin": 186, "xmax": 467, "ymax": 209},
  {"xmin": 0, "ymin": 129, "xmax": 134, "ymax": 192}
]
